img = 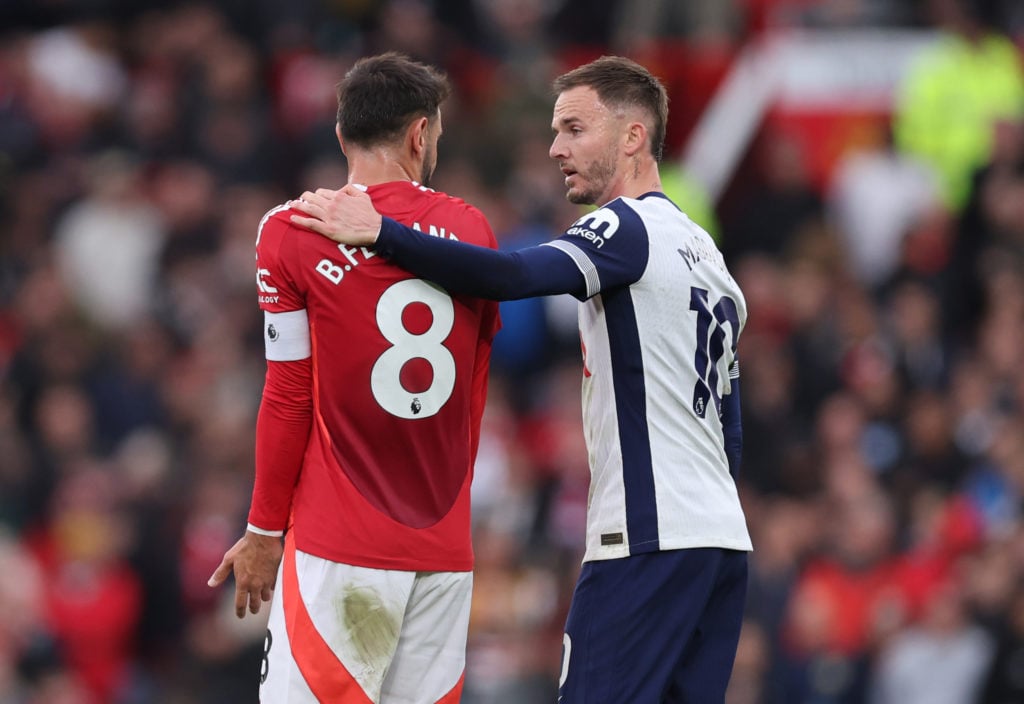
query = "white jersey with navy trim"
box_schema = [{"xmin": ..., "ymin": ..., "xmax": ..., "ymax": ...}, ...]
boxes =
[{"xmin": 543, "ymin": 193, "xmax": 752, "ymax": 562}]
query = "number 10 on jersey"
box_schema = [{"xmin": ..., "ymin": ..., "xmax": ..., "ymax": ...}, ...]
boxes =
[{"xmin": 689, "ymin": 286, "xmax": 739, "ymax": 420}]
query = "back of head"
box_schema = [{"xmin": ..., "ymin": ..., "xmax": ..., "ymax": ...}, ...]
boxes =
[
  {"xmin": 336, "ymin": 52, "xmax": 451, "ymax": 148},
  {"xmin": 553, "ymin": 56, "xmax": 669, "ymax": 162}
]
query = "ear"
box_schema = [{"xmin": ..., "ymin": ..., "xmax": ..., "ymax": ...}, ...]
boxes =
[
  {"xmin": 336, "ymin": 124, "xmax": 347, "ymax": 156},
  {"xmin": 623, "ymin": 120, "xmax": 648, "ymax": 157},
  {"xmin": 408, "ymin": 116, "xmax": 430, "ymax": 157}
]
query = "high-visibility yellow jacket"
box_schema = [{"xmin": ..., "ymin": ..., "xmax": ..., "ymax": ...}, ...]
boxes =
[{"xmin": 895, "ymin": 32, "xmax": 1024, "ymax": 210}]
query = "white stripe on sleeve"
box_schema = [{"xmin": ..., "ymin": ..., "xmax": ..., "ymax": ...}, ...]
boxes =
[{"xmin": 542, "ymin": 240, "xmax": 601, "ymax": 298}]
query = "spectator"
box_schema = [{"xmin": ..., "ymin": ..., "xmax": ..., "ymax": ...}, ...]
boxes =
[
  {"xmin": 869, "ymin": 575, "xmax": 994, "ymax": 704},
  {"xmin": 52, "ymin": 151, "xmax": 166, "ymax": 331},
  {"xmin": 827, "ymin": 127, "xmax": 942, "ymax": 290},
  {"xmin": 893, "ymin": 0, "xmax": 1024, "ymax": 211}
]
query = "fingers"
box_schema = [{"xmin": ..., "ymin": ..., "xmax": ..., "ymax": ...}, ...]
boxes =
[
  {"xmin": 231, "ymin": 576, "xmax": 276, "ymax": 618},
  {"xmin": 293, "ymin": 191, "xmax": 330, "ymax": 214},
  {"xmin": 288, "ymin": 187, "xmax": 371, "ymax": 244},
  {"xmin": 297, "ymin": 189, "xmax": 340, "ymax": 205},
  {"xmin": 233, "ymin": 581, "xmax": 275, "ymax": 618},
  {"xmin": 289, "ymin": 214, "xmax": 328, "ymax": 235},
  {"xmin": 291, "ymin": 186, "xmax": 363, "ymax": 215},
  {"xmin": 288, "ymin": 198, "xmax": 315, "ymax": 214},
  {"xmin": 235, "ymin": 584, "xmax": 249, "ymax": 619},
  {"xmin": 290, "ymin": 197, "xmax": 331, "ymax": 224},
  {"xmin": 208, "ymin": 534, "xmax": 281, "ymax": 619}
]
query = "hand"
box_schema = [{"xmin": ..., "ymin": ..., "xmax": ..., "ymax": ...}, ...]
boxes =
[
  {"xmin": 289, "ymin": 185, "xmax": 383, "ymax": 247},
  {"xmin": 208, "ymin": 530, "xmax": 284, "ymax": 619}
]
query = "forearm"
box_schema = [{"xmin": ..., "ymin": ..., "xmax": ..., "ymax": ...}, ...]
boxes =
[
  {"xmin": 721, "ymin": 378, "xmax": 742, "ymax": 481},
  {"xmin": 248, "ymin": 359, "xmax": 312, "ymax": 533},
  {"xmin": 375, "ymin": 217, "xmax": 586, "ymax": 301}
]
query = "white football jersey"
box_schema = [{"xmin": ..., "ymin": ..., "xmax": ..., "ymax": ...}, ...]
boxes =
[{"xmin": 544, "ymin": 193, "xmax": 752, "ymax": 562}]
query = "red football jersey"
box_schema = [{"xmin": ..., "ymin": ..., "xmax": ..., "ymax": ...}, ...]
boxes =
[{"xmin": 249, "ymin": 181, "xmax": 500, "ymax": 571}]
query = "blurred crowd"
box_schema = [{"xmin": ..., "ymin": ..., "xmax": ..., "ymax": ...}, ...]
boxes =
[{"xmin": 1, "ymin": 0, "xmax": 1024, "ymax": 702}]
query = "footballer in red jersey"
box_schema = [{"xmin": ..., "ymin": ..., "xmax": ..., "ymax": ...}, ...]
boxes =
[
  {"xmin": 251, "ymin": 181, "xmax": 499, "ymax": 571},
  {"xmin": 209, "ymin": 54, "xmax": 499, "ymax": 704}
]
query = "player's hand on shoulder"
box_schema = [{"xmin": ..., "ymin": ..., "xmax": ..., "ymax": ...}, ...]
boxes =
[
  {"xmin": 207, "ymin": 530, "xmax": 284, "ymax": 619},
  {"xmin": 289, "ymin": 185, "xmax": 382, "ymax": 247}
]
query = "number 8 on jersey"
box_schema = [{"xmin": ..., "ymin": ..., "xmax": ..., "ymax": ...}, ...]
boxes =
[{"xmin": 371, "ymin": 279, "xmax": 456, "ymax": 419}]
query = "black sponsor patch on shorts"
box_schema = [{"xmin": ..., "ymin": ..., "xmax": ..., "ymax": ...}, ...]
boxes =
[{"xmin": 600, "ymin": 532, "xmax": 624, "ymax": 546}]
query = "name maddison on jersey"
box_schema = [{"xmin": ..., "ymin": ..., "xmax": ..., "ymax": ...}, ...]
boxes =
[
  {"xmin": 677, "ymin": 234, "xmax": 729, "ymax": 273},
  {"xmin": 315, "ymin": 222, "xmax": 459, "ymax": 286},
  {"xmin": 565, "ymin": 209, "xmax": 620, "ymax": 248}
]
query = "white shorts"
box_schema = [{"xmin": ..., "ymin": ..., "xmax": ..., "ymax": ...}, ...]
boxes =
[{"xmin": 260, "ymin": 535, "xmax": 472, "ymax": 703}]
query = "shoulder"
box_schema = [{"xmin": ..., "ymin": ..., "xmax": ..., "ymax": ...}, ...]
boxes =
[
  {"xmin": 418, "ymin": 187, "xmax": 498, "ymax": 249},
  {"xmin": 550, "ymin": 200, "xmax": 651, "ymax": 293},
  {"xmin": 429, "ymin": 188, "xmax": 491, "ymax": 224},
  {"xmin": 570, "ymin": 201, "xmax": 622, "ymax": 232},
  {"xmin": 256, "ymin": 203, "xmax": 300, "ymax": 252},
  {"xmin": 563, "ymin": 197, "xmax": 655, "ymax": 245},
  {"xmin": 257, "ymin": 204, "xmax": 320, "ymax": 292}
]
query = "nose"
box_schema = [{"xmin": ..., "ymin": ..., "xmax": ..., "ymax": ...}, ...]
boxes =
[{"xmin": 549, "ymin": 134, "xmax": 566, "ymax": 161}]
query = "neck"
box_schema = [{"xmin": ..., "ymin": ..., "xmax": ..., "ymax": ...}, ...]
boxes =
[
  {"xmin": 614, "ymin": 156, "xmax": 663, "ymax": 201},
  {"xmin": 346, "ymin": 146, "xmax": 420, "ymax": 187}
]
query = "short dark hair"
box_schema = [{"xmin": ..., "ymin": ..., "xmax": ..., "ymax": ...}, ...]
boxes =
[
  {"xmin": 336, "ymin": 52, "xmax": 451, "ymax": 147},
  {"xmin": 553, "ymin": 56, "xmax": 669, "ymax": 162}
]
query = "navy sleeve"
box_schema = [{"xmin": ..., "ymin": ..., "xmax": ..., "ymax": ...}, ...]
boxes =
[
  {"xmin": 721, "ymin": 375, "xmax": 742, "ymax": 481},
  {"xmin": 545, "ymin": 199, "xmax": 649, "ymax": 298},
  {"xmin": 376, "ymin": 217, "xmax": 587, "ymax": 301}
]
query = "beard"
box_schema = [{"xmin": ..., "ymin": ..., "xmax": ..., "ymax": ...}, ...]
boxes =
[
  {"xmin": 420, "ymin": 142, "xmax": 437, "ymax": 188},
  {"xmin": 566, "ymin": 148, "xmax": 617, "ymax": 205}
]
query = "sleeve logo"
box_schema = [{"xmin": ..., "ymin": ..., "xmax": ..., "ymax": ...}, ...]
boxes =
[
  {"xmin": 257, "ymin": 268, "xmax": 280, "ymax": 304},
  {"xmin": 565, "ymin": 208, "xmax": 620, "ymax": 249},
  {"xmin": 267, "ymin": 324, "xmax": 279, "ymax": 342}
]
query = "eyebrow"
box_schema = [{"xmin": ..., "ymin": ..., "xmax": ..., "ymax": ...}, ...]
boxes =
[{"xmin": 553, "ymin": 115, "xmax": 582, "ymax": 130}]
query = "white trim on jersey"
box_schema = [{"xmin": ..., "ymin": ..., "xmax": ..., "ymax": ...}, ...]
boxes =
[
  {"xmin": 264, "ymin": 310, "xmax": 311, "ymax": 361},
  {"xmin": 256, "ymin": 203, "xmax": 292, "ymax": 246},
  {"xmin": 543, "ymin": 240, "xmax": 601, "ymax": 298},
  {"xmin": 247, "ymin": 522, "xmax": 284, "ymax": 537}
]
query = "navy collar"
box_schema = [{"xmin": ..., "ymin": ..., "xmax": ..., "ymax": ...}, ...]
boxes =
[{"xmin": 636, "ymin": 191, "xmax": 681, "ymax": 211}]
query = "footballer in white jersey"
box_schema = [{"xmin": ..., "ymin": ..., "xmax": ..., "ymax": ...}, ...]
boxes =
[{"xmin": 544, "ymin": 193, "xmax": 751, "ymax": 562}]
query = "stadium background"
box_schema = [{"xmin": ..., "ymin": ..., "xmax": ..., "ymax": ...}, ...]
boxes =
[{"xmin": 2, "ymin": 0, "xmax": 1024, "ymax": 701}]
